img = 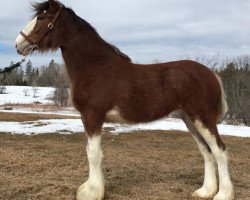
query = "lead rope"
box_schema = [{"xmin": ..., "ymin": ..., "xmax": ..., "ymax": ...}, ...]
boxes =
[{"xmin": 0, "ymin": 45, "xmax": 36, "ymax": 74}]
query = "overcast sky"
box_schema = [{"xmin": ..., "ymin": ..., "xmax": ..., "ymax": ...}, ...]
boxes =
[{"xmin": 0, "ymin": 0, "xmax": 249, "ymax": 68}]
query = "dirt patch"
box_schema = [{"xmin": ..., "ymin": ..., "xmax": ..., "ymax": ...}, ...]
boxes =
[
  {"xmin": 0, "ymin": 112, "xmax": 79, "ymax": 122},
  {"xmin": 1, "ymin": 103, "xmax": 74, "ymax": 113},
  {"xmin": 0, "ymin": 131, "xmax": 249, "ymax": 200}
]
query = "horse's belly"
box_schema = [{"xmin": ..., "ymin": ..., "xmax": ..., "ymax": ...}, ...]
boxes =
[{"xmin": 105, "ymin": 105, "xmax": 170, "ymax": 124}]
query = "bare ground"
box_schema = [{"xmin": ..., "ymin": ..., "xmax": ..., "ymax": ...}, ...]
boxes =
[
  {"xmin": 0, "ymin": 112, "xmax": 79, "ymax": 122},
  {"xmin": 0, "ymin": 131, "xmax": 249, "ymax": 200}
]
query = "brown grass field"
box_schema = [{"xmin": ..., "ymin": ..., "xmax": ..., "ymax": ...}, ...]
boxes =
[
  {"xmin": 0, "ymin": 112, "xmax": 79, "ymax": 122},
  {"xmin": 0, "ymin": 129, "xmax": 249, "ymax": 200}
]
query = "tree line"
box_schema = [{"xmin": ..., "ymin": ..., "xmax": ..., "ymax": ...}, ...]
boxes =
[
  {"xmin": 216, "ymin": 56, "xmax": 250, "ymax": 126},
  {"xmin": 0, "ymin": 59, "xmax": 70, "ymax": 106},
  {"xmin": 0, "ymin": 59, "xmax": 69, "ymax": 87}
]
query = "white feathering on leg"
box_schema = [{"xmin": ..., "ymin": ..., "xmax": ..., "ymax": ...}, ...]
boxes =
[
  {"xmin": 77, "ymin": 135, "xmax": 104, "ymax": 200},
  {"xmin": 192, "ymin": 139, "xmax": 217, "ymax": 198},
  {"xmin": 194, "ymin": 120, "xmax": 234, "ymax": 200}
]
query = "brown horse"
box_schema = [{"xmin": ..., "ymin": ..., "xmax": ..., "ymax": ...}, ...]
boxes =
[{"xmin": 15, "ymin": 1, "xmax": 234, "ymax": 200}]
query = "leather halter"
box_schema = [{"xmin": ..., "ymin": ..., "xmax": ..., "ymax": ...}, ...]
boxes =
[{"xmin": 20, "ymin": 7, "xmax": 63, "ymax": 47}]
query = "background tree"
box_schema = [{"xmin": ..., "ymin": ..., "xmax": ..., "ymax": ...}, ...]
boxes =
[
  {"xmin": 25, "ymin": 60, "xmax": 33, "ymax": 85},
  {"xmin": 52, "ymin": 67, "xmax": 70, "ymax": 106},
  {"xmin": 218, "ymin": 56, "xmax": 250, "ymax": 125},
  {"xmin": 0, "ymin": 74, "xmax": 6, "ymax": 94},
  {"xmin": 38, "ymin": 59, "xmax": 62, "ymax": 86},
  {"xmin": 4, "ymin": 61, "xmax": 21, "ymax": 85}
]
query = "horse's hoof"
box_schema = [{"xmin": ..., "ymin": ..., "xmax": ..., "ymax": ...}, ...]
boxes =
[
  {"xmin": 76, "ymin": 180, "xmax": 104, "ymax": 200},
  {"xmin": 192, "ymin": 187, "xmax": 217, "ymax": 198},
  {"xmin": 213, "ymin": 189, "xmax": 234, "ymax": 200}
]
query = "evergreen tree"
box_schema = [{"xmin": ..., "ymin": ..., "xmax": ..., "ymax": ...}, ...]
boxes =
[
  {"xmin": 18, "ymin": 66, "xmax": 25, "ymax": 85},
  {"xmin": 218, "ymin": 56, "xmax": 250, "ymax": 125},
  {"xmin": 53, "ymin": 67, "xmax": 70, "ymax": 106},
  {"xmin": 34, "ymin": 68, "xmax": 40, "ymax": 86},
  {"xmin": 25, "ymin": 60, "xmax": 33, "ymax": 85}
]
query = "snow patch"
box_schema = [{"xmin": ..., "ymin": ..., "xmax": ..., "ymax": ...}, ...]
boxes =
[
  {"xmin": 0, "ymin": 118, "xmax": 249, "ymax": 137},
  {"xmin": 0, "ymin": 86, "xmax": 249, "ymax": 137},
  {"xmin": 0, "ymin": 86, "xmax": 54, "ymax": 105}
]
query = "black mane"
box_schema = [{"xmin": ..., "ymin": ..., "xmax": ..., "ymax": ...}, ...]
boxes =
[
  {"xmin": 31, "ymin": 1, "xmax": 132, "ymax": 62},
  {"xmin": 31, "ymin": 1, "xmax": 50, "ymax": 18}
]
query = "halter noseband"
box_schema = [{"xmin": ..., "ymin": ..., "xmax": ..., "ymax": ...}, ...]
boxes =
[{"xmin": 20, "ymin": 7, "xmax": 63, "ymax": 48}]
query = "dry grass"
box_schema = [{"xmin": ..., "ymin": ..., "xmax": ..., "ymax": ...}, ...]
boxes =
[
  {"xmin": 0, "ymin": 131, "xmax": 249, "ymax": 200},
  {"xmin": 0, "ymin": 112, "xmax": 79, "ymax": 122},
  {"xmin": 1, "ymin": 103, "xmax": 77, "ymax": 113}
]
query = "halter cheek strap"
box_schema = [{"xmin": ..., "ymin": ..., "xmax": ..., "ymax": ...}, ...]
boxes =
[{"xmin": 20, "ymin": 6, "xmax": 63, "ymax": 47}]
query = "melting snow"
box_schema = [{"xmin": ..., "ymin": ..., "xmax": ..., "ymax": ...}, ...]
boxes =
[
  {"xmin": 0, "ymin": 86, "xmax": 54, "ymax": 105},
  {"xmin": 0, "ymin": 118, "xmax": 249, "ymax": 137},
  {"xmin": 0, "ymin": 86, "xmax": 249, "ymax": 137}
]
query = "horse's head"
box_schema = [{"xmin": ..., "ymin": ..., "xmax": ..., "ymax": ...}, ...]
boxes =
[{"xmin": 15, "ymin": 0, "xmax": 63, "ymax": 56}]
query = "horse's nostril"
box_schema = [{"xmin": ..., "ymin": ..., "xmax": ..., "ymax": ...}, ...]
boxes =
[{"xmin": 17, "ymin": 49, "xmax": 22, "ymax": 54}]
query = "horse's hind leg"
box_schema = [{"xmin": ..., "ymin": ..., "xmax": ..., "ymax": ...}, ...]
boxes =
[
  {"xmin": 182, "ymin": 113, "xmax": 217, "ymax": 198},
  {"xmin": 194, "ymin": 119, "xmax": 234, "ymax": 200}
]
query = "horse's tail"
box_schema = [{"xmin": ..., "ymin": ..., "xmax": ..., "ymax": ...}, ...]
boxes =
[{"xmin": 214, "ymin": 73, "xmax": 228, "ymax": 119}]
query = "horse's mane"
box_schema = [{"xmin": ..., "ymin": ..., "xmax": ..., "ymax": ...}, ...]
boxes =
[
  {"xmin": 31, "ymin": 1, "xmax": 51, "ymax": 18},
  {"xmin": 31, "ymin": 1, "xmax": 132, "ymax": 62}
]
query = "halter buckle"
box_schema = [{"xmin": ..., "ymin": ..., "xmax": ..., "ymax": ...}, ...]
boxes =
[{"xmin": 48, "ymin": 23, "xmax": 54, "ymax": 30}]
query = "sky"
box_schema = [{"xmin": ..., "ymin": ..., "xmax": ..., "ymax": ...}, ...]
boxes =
[{"xmin": 0, "ymin": 0, "xmax": 250, "ymax": 68}]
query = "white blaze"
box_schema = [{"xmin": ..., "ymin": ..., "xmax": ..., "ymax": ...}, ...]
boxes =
[{"xmin": 15, "ymin": 17, "xmax": 37, "ymax": 46}]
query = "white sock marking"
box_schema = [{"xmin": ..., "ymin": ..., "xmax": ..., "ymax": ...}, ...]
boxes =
[
  {"xmin": 194, "ymin": 120, "xmax": 234, "ymax": 200},
  {"xmin": 87, "ymin": 135, "xmax": 104, "ymax": 186},
  {"xmin": 192, "ymin": 138, "xmax": 217, "ymax": 197},
  {"xmin": 77, "ymin": 135, "xmax": 104, "ymax": 200}
]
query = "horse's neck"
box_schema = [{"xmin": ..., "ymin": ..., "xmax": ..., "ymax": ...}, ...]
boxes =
[{"xmin": 60, "ymin": 29, "xmax": 115, "ymax": 81}]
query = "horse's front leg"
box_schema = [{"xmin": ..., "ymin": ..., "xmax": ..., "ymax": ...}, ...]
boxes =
[{"xmin": 77, "ymin": 113, "xmax": 105, "ymax": 200}]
